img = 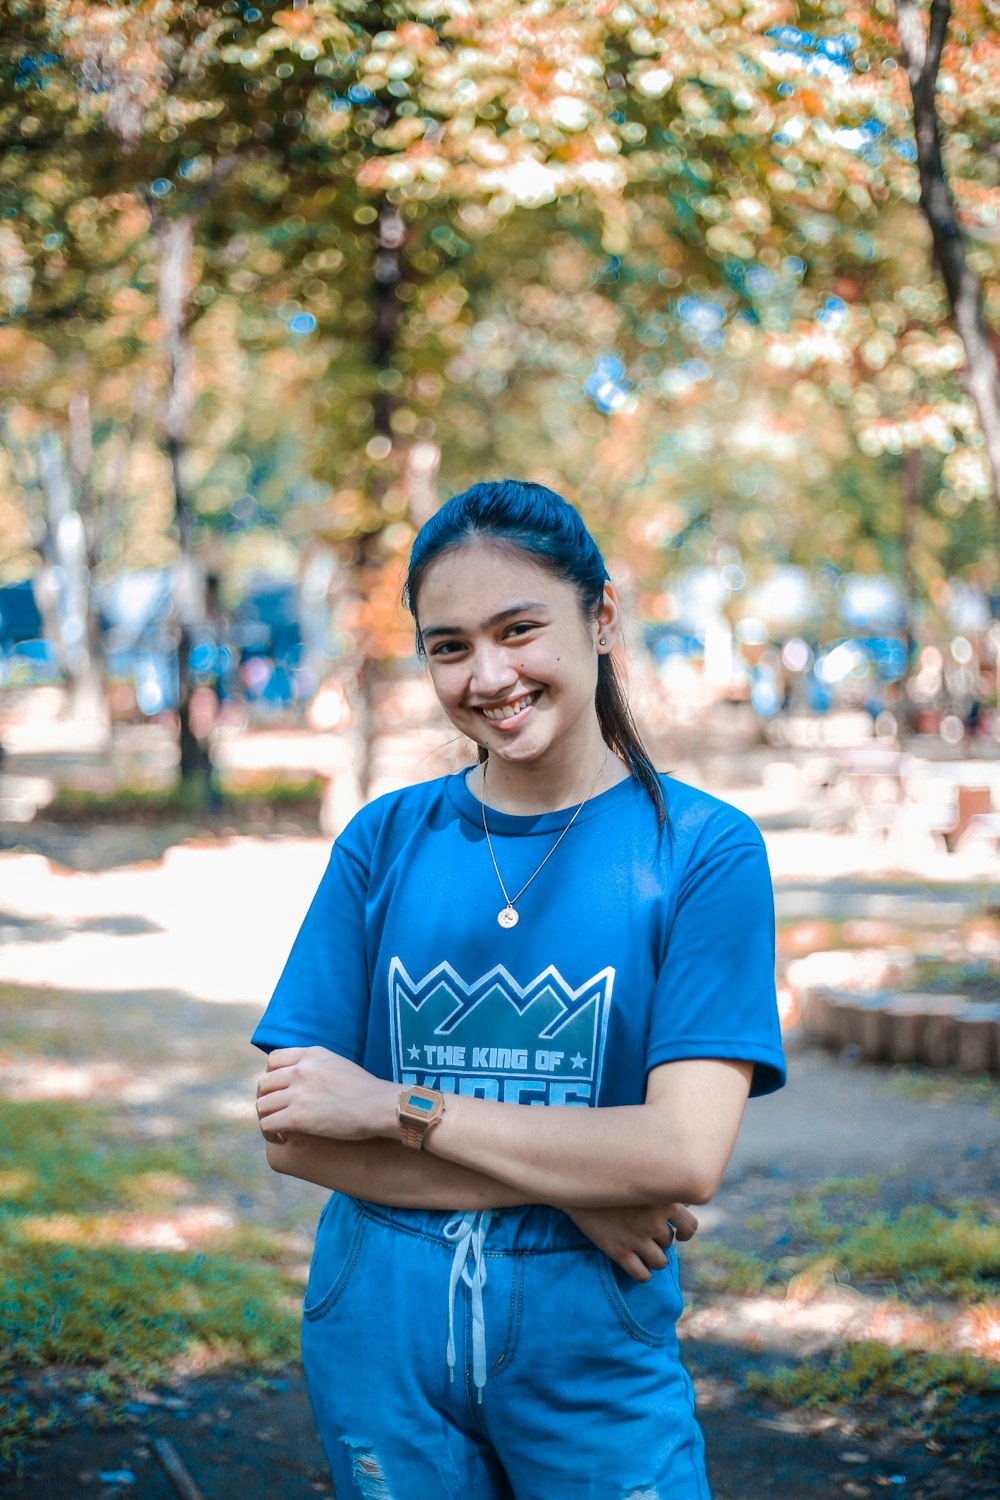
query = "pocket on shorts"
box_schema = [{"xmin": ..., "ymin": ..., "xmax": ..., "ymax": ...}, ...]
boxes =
[
  {"xmin": 595, "ymin": 1247, "xmax": 683, "ymax": 1345},
  {"xmin": 302, "ymin": 1193, "xmax": 366, "ymax": 1322}
]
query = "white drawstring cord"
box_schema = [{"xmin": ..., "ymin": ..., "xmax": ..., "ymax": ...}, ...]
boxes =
[{"xmin": 443, "ymin": 1211, "xmax": 494, "ymax": 1402}]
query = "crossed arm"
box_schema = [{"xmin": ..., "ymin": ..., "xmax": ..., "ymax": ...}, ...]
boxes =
[{"xmin": 257, "ymin": 1048, "xmax": 752, "ymax": 1280}]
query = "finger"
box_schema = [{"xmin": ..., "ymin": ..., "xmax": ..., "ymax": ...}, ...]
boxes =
[
  {"xmin": 617, "ymin": 1251, "xmax": 652, "ymax": 1283},
  {"xmin": 641, "ymin": 1241, "xmax": 669, "ymax": 1272},
  {"xmin": 266, "ymin": 1048, "xmax": 303, "ymax": 1070},
  {"xmin": 665, "ymin": 1204, "xmax": 699, "ymax": 1241},
  {"xmin": 261, "ymin": 1127, "xmax": 288, "ymax": 1145},
  {"xmin": 256, "ymin": 1068, "xmax": 293, "ymax": 1096},
  {"xmin": 256, "ymin": 1092, "xmax": 290, "ymax": 1122},
  {"xmin": 652, "ymin": 1223, "xmax": 675, "ymax": 1250}
]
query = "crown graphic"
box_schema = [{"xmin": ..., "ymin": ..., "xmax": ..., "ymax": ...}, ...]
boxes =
[{"xmin": 389, "ymin": 958, "xmax": 613, "ymax": 1087}]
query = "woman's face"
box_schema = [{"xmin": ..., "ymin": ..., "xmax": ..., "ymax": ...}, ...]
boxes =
[{"xmin": 414, "ymin": 539, "xmax": 618, "ymax": 772}]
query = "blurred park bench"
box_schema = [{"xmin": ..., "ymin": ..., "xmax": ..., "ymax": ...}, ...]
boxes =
[{"xmin": 830, "ymin": 748, "xmax": 1000, "ymax": 854}]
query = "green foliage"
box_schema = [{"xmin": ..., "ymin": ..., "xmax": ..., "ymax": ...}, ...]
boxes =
[
  {"xmin": 835, "ymin": 1205, "xmax": 1000, "ymax": 1300},
  {"xmin": 0, "ymin": 1098, "xmax": 204, "ymax": 1215},
  {"xmin": 1, "ymin": 1241, "xmax": 298, "ymax": 1375},
  {"xmin": 785, "ymin": 1175, "xmax": 886, "ymax": 1250},
  {"xmin": 47, "ymin": 774, "xmax": 324, "ymax": 821},
  {"xmin": 785, "ymin": 1180, "xmax": 1000, "ymax": 1299},
  {"xmin": 0, "ymin": 1095, "xmax": 300, "ymax": 1469},
  {"xmin": 887, "ymin": 1067, "xmax": 1000, "ymax": 1111},
  {"xmin": 685, "ymin": 1242, "xmax": 773, "ymax": 1295},
  {"xmin": 0, "ymin": 1391, "xmax": 62, "ymax": 1475},
  {"xmin": 747, "ymin": 1340, "xmax": 1000, "ymax": 1409},
  {"xmin": 1, "ymin": 0, "xmax": 997, "ymax": 621}
]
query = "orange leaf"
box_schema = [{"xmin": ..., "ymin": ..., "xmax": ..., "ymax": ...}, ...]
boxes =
[{"xmin": 273, "ymin": 10, "xmax": 314, "ymax": 33}]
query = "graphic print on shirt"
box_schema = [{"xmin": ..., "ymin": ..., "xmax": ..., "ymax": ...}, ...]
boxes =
[{"xmin": 389, "ymin": 958, "xmax": 614, "ymax": 1106}]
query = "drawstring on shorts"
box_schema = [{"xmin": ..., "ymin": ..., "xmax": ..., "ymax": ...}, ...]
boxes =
[{"xmin": 443, "ymin": 1211, "xmax": 494, "ymax": 1401}]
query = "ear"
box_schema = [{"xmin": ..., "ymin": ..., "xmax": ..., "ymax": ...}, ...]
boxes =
[{"xmin": 595, "ymin": 584, "xmax": 621, "ymax": 653}]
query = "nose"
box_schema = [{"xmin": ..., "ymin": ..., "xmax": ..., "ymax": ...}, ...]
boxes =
[{"xmin": 469, "ymin": 643, "xmax": 519, "ymax": 700}]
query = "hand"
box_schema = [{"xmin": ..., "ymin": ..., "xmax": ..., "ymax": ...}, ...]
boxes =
[
  {"xmin": 256, "ymin": 1047, "xmax": 396, "ymax": 1142},
  {"xmin": 565, "ymin": 1202, "xmax": 698, "ymax": 1282}
]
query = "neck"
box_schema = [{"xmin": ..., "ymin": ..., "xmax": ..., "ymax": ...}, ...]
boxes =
[{"xmin": 475, "ymin": 731, "xmax": 625, "ymax": 815}]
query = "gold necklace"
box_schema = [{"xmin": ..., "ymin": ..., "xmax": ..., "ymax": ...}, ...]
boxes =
[{"xmin": 480, "ymin": 749, "xmax": 609, "ymax": 929}]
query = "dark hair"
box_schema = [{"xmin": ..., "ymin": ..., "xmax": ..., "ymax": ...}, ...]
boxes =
[{"xmin": 404, "ymin": 478, "xmax": 666, "ymax": 827}]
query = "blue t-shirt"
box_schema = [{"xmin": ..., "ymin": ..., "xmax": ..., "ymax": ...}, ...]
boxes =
[{"xmin": 252, "ymin": 771, "xmax": 785, "ymax": 1105}]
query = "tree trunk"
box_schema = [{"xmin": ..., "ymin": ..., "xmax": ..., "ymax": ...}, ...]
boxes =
[
  {"xmin": 895, "ymin": 0, "xmax": 1000, "ymax": 526},
  {"xmin": 900, "ymin": 446, "xmax": 922, "ymax": 733},
  {"xmin": 67, "ymin": 392, "xmax": 111, "ymax": 722},
  {"xmin": 329, "ymin": 198, "xmax": 409, "ymax": 830},
  {"xmin": 36, "ymin": 431, "xmax": 108, "ymax": 731},
  {"xmin": 361, "ymin": 198, "xmax": 409, "ymax": 798},
  {"xmin": 155, "ymin": 210, "xmax": 210, "ymax": 787}
]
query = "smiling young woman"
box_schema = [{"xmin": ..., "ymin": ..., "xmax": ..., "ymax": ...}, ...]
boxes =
[{"xmin": 252, "ymin": 479, "xmax": 785, "ymax": 1500}]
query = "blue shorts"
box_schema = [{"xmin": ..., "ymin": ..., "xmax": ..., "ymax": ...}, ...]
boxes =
[{"xmin": 300, "ymin": 1194, "xmax": 710, "ymax": 1500}]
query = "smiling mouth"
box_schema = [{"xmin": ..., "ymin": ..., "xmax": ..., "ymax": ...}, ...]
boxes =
[{"xmin": 479, "ymin": 692, "xmax": 539, "ymax": 723}]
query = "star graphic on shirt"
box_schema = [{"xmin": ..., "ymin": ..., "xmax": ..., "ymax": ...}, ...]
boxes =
[
  {"xmin": 570, "ymin": 1053, "xmax": 587, "ymax": 1069},
  {"xmin": 407, "ymin": 1045, "xmax": 421, "ymax": 1061}
]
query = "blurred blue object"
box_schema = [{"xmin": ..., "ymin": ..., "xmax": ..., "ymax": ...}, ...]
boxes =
[
  {"xmin": 839, "ymin": 574, "xmax": 907, "ymax": 631},
  {"xmin": 0, "ymin": 580, "xmax": 43, "ymax": 646},
  {"xmin": 232, "ymin": 578, "xmax": 305, "ymax": 709},
  {"xmin": 644, "ymin": 626, "xmax": 704, "ymax": 662},
  {"xmin": 98, "ymin": 569, "xmax": 176, "ymax": 714},
  {"xmin": 751, "ymin": 663, "xmax": 781, "ymax": 718},
  {"xmin": 584, "ymin": 353, "xmax": 631, "ymax": 414},
  {"xmin": 1, "ymin": 637, "xmax": 61, "ymax": 686},
  {"xmin": 816, "ymin": 635, "xmax": 909, "ymax": 686}
]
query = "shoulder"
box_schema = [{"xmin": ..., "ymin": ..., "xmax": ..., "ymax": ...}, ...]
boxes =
[
  {"xmin": 659, "ymin": 774, "xmax": 767, "ymax": 865},
  {"xmin": 333, "ymin": 774, "xmax": 457, "ymax": 864}
]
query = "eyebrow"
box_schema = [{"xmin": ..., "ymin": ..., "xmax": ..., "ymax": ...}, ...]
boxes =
[{"xmin": 420, "ymin": 602, "xmax": 550, "ymax": 641}]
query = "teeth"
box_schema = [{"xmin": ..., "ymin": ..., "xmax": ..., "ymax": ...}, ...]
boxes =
[{"xmin": 482, "ymin": 694, "xmax": 535, "ymax": 722}]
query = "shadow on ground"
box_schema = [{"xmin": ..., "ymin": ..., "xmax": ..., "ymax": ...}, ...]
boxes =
[{"xmin": 2, "ymin": 1356, "xmax": 995, "ymax": 1500}]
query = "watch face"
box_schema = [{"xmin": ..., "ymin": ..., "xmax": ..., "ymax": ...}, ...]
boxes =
[{"xmin": 399, "ymin": 1086, "xmax": 444, "ymax": 1133}]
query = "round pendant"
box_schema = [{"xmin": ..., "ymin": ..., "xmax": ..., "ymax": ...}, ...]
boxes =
[{"xmin": 498, "ymin": 905, "xmax": 519, "ymax": 929}]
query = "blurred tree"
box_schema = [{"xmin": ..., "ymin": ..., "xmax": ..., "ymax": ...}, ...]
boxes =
[
  {"xmin": 2, "ymin": 0, "xmax": 997, "ymax": 784},
  {"xmin": 893, "ymin": 0, "xmax": 1000, "ymax": 518}
]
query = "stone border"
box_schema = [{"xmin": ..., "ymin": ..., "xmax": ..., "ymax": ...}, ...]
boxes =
[{"xmin": 787, "ymin": 961, "xmax": 1000, "ymax": 1074}]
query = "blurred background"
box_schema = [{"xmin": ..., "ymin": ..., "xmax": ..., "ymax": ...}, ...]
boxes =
[
  {"xmin": 0, "ymin": 5, "xmax": 998, "ymax": 1497},
  {"xmin": 1, "ymin": 1, "xmax": 998, "ymax": 825}
]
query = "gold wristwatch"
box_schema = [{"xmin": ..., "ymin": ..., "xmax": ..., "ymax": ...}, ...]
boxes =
[{"xmin": 397, "ymin": 1085, "xmax": 446, "ymax": 1150}]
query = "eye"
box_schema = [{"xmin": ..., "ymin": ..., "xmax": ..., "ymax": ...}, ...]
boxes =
[
  {"xmin": 505, "ymin": 621, "xmax": 540, "ymax": 639},
  {"xmin": 429, "ymin": 639, "xmax": 467, "ymax": 658}
]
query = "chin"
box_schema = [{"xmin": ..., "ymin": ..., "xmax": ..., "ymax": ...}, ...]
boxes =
[{"xmin": 491, "ymin": 737, "xmax": 550, "ymax": 764}]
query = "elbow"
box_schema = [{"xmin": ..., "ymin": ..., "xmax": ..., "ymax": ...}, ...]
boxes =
[
  {"xmin": 649, "ymin": 1156, "xmax": 725, "ymax": 1207},
  {"xmin": 265, "ymin": 1138, "xmax": 290, "ymax": 1174},
  {"xmin": 677, "ymin": 1168, "xmax": 722, "ymax": 1206}
]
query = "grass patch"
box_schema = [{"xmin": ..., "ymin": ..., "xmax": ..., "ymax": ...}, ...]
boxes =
[
  {"xmin": 684, "ymin": 1243, "xmax": 773, "ymax": 1295},
  {"xmin": 0, "ymin": 983, "xmax": 257, "ymax": 1080},
  {"xmin": 835, "ymin": 1204, "xmax": 1000, "ymax": 1299},
  {"xmin": 747, "ymin": 1340, "xmax": 999, "ymax": 1409},
  {"xmin": 784, "ymin": 1174, "xmax": 888, "ymax": 1249},
  {"xmin": 1, "ymin": 1242, "xmax": 299, "ymax": 1375},
  {"xmin": 0, "ymin": 1391, "xmax": 64, "ymax": 1474},
  {"xmin": 47, "ymin": 774, "xmax": 323, "ymax": 822},
  {"xmin": 0, "ymin": 1096, "xmax": 301, "ymax": 1471},
  {"xmin": 886, "ymin": 1066, "xmax": 1000, "ymax": 1111},
  {"xmin": 786, "ymin": 1181, "xmax": 1000, "ymax": 1300},
  {"xmin": 0, "ymin": 1099, "xmax": 208, "ymax": 1215},
  {"xmin": 900, "ymin": 955, "xmax": 1000, "ymax": 1005}
]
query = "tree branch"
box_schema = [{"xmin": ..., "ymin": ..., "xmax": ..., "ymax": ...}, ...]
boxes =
[{"xmin": 893, "ymin": 0, "xmax": 1000, "ymax": 518}]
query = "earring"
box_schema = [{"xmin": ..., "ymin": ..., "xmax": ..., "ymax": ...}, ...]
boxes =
[{"xmin": 599, "ymin": 636, "xmax": 607, "ymax": 647}]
